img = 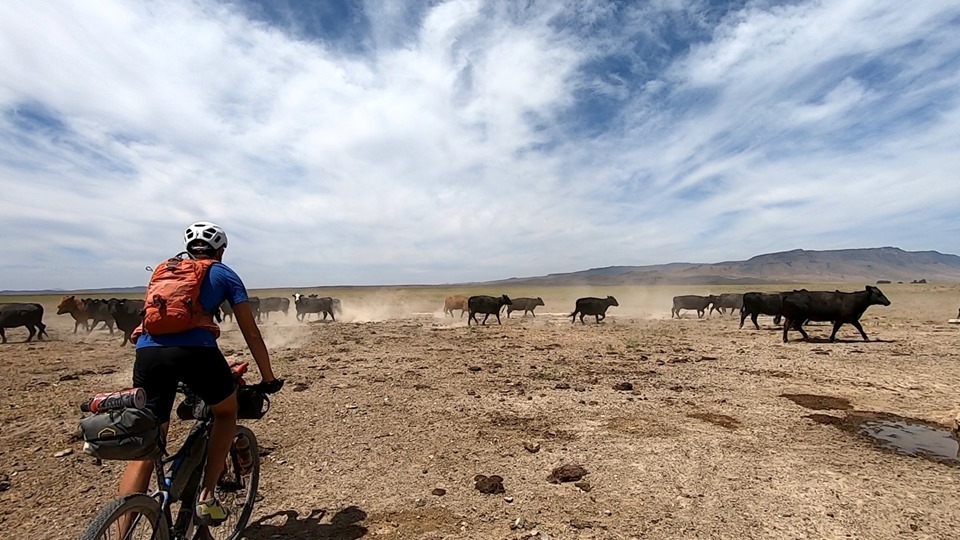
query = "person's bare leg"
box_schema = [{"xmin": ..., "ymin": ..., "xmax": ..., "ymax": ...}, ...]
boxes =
[{"xmin": 199, "ymin": 390, "xmax": 238, "ymax": 503}]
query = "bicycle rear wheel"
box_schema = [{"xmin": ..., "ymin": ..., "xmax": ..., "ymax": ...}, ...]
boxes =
[
  {"xmin": 200, "ymin": 425, "xmax": 260, "ymax": 540},
  {"xmin": 80, "ymin": 493, "xmax": 169, "ymax": 540}
]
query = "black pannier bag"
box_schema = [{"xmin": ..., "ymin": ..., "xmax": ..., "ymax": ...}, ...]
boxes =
[
  {"xmin": 237, "ymin": 386, "xmax": 269, "ymax": 419},
  {"xmin": 80, "ymin": 407, "xmax": 162, "ymax": 461}
]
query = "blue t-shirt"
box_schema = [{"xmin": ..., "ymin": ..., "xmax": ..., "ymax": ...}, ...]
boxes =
[{"xmin": 136, "ymin": 262, "xmax": 249, "ymax": 349}]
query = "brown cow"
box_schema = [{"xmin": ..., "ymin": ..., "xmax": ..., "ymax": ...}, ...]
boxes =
[
  {"xmin": 56, "ymin": 295, "xmax": 91, "ymax": 333},
  {"xmin": 443, "ymin": 295, "xmax": 469, "ymax": 318}
]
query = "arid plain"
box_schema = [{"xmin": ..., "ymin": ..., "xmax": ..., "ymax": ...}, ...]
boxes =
[{"xmin": 1, "ymin": 283, "xmax": 959, "ymax": 539}]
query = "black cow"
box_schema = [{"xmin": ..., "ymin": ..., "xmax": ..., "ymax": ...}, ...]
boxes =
[
  {"xmin": 467, "ymin": 295, "xmax": 512, "ymax": 326},
  {"xmin": 107, "ymin": 299, "xmax": 145, "ymax": 346},
  {"xmin": 781, "ymin": 286, "xmax": 891, "ymax": 343},
  {"xmin": 0, "ymin": 303, "xmax": 48, "ymax": 343},
  {"xmin": 671, "ymin": 295, "xmax": 717, "ymax": 319},
  {"xmin": 259, "ymin": 297, "xmax": 291, "ymax": 319},
  {"xmin": 293, "ymin": 294, "xmax": 336, "ymax": 322},
  {"xmin": 82, "ymin": 298, "xmax": 115, "ymax": 333},
  {"xmin": 248, "ymin": 297, "xmax": 262, "ymax": 322},
  {"xmin": 709, "ymin": 293, "xmax": 743, "ymax": 316},
  {"xmin": 218, "ymin": 301, "xmax": 235, "ymax": 322},
  {"xmin": 504, "ymin": 297, "xmax": 544, "ymax": 318},
  {"xmin": 739, "ymin": 292, "xmax": 787, "ymax": 329},
  {"xmin": 570, "ymin": 296, "xmax": 619, "ymax": 324}
]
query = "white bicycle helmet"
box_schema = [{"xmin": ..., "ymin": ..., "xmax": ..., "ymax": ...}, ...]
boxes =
[{"xmin": 184, "ymin": 221, "xmax": 228, "ymax": 250}]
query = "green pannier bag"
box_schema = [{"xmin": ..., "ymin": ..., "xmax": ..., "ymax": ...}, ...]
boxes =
[{"xmin": 80, "ymin": 408, "xmax": 162, "ymax": 461}]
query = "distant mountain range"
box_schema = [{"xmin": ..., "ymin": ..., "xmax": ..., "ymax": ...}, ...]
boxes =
[
  {"xmin": 486, "ymin": 247, "xmax": 960, "ymax": 286},
  {"xmin": 3, "ymin": 247, "xmax": 958, "ymax": 294}
]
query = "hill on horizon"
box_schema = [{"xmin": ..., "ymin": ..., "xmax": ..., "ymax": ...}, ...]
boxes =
[
  {"xmin": 2, "ymin": 247, "xmax": 958, "ymax": 295},
  {"xmin": 484, "ymin": 247, "xmax": 960, "ymax": 286}
]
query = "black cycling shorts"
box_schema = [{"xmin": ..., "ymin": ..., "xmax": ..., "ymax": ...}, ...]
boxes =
[{"xmin": 133, "ymin": 346, "xmax": 236, "ymax": 424}]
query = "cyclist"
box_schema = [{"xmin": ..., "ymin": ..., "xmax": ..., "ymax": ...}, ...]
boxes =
[{"xmin": 120, "ymin": 221, "xmax": 282, "ymax": 526}]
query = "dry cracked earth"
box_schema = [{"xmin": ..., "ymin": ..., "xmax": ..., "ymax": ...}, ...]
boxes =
[{"xmin": 1, "ymin": 284, "xmax": 960, "ymax": 539}]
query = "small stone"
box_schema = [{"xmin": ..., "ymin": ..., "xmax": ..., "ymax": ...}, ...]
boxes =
[
  {"xmin": 432, "ymin": 488, "xmax": 446, "ymax": 496},
  {"xmin": 524, "ymin": 442, "xmax": 541, "ymax": 453},
  {"xmin": 570, "ymin": 519, "xmax": 593, "ymax": 529},
  {"xmin": 467, "ymin": 389, "xmax": 476, "ymax": 396},
  {"xmin": 58, "ymin": 374, "xmax": 79, "ymax": 382},
  {"xmin": 548, "ymin": 464, "xmax": 587, "ymax": 484},
  {"xmin": 414, "ymin": 498, "xmax": 426, "ymax": 507},
  {"xmin": 575, "ymin": 481, "xmax": 592, "ymax": 492},
  {"xmin": 612, "ymin": 382, "xmax": 633, "ymax": 391},
  {"xmin": 574, "ymin": 386, "xmax": 586, "ymax": 392},
  {"xmin": 554, "ymin": 383, "xmax": 570, "ymax": 390},
  {"xmin": 54, "ymin": 449, "xmax": 74, "ymax": 458},
  {"xmin": 468, "ymin": 366, "xmax": 482, "ymax": 372},
  {"xmin": 504, "ymin": 496, "xmax": 514, "ymax": 503}
]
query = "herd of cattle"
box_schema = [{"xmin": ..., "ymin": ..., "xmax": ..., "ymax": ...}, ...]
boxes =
[
  {"xmin": 443, "ymin": 295, "xmax": 619, "ymax": 326},
  {"xmin": 0, "ymin": 285, "xmax": 898, "ymax": 345},
  {"xmin": 671, "ymin": 286, "xmax": 893, "ymax": 342}
]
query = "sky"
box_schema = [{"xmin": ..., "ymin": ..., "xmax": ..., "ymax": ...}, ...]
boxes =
[{"xmin": 1, "ymin": 0, "xmax": 959, "ymax": 290}]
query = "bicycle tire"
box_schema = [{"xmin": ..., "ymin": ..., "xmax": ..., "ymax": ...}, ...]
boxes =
[
  {"xmin": 200, "ymin": 425, "xmax": 260, "ymax": 540},
  {"xmin": 79, "ymin": 493, "xmax": 170, "ymax": 540}
]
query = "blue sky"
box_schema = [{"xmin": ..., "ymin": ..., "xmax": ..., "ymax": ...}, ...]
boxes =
[{"xmin": 1, "ymin": 0, "xmax": 959, "ymax": 290}]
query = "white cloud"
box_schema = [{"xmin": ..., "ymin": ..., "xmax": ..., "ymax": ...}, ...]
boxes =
[{"xmin": 0, "ymin": 0, "xmax": 959, "ymax": 290}]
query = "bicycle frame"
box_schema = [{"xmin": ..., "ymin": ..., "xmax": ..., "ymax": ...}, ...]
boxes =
[{"xmin": 136, "ymin": 416, "xmax": 213, "ymax": 540}]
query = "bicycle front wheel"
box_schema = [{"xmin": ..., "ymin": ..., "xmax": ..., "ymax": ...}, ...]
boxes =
[
  {"xmin": 80, "ymin": 493, "xmax": 169, "ymax": 540},
  {"xmin": 200, "ymin": 425, "xmax": 261, "ymax": 540}
]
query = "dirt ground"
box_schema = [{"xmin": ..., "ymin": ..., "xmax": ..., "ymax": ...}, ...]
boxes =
[{"xmin": 1, "ymin": 284, "xmax": 960, "ymax": 539}]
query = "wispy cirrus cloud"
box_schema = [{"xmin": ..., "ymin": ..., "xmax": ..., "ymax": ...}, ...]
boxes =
[{"xmin": 0, "ymin": 0, "xmax": 958, "ymax": 290}]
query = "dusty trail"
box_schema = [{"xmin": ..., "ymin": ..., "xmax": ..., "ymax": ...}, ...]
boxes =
[{"xmin": 1, "ymin": 285, "xmax": 959, "ymax": 539}]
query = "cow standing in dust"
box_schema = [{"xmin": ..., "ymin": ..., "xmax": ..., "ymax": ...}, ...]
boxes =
[
  {"xmin": 57, "ymin": 296, "xmax": 91, "ymax": 333},
  {"xmin": 82, "ymin": 298, "xmax": 115, "ymax": 333},
  {"xmin": 293, "ymin": 293, "xmax": 336, "ymax": 322},
  {"xmin": 504, "ymin": 297, "xmax": 544, "ymax": 318},
  {"xmin": 259, "ymin": 297, "xmax": 291, "ymax": 319},
  {"xmin": 671, "ymin": 295, "xmax": 717, "ymax": 319},
  {"xmin": 739, "ymin": 292, "xmax": 787, "ymax": 330},
  {"xmin": 0, "ymin": 303, "xmax": 48, "ymax": 343},
  {"xmin": 570, "ymin": 296, "xmax": 619, "ymax": 324},
  {"xmin": 467, "ymin": 295, "xmax": 512, "ymax": 326},
  {"xmin": 709, "ymin": 293, "xmax": 743, "ymax": 316},
  {"xmin": 107, "ymin": 299, "xmax": 145, "ymax": 346},
  {"xmin": 781, "ymin": 286, "xmax": 891, "ymax": 343},
  {"xmin": 443, "ymin": 295, "xmax": 469, "ymax": 318}
]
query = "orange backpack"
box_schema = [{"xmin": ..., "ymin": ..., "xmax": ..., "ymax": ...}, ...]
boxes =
[{"xmin": 139, "ymin": 253, "xmax": 221, "ymax": 338}]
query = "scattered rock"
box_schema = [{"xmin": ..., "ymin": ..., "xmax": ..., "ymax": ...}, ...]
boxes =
[
  {"xmin": 468, "ymin": 366, "xmax": 482, "ymax": 372},
  {"xmin": 570, "ymin": 519, "xmax": 593, "ymax": 529},
  {"xmin": 474, "ymin": 474, "xmax": 505, "ymax": 494},
  {"xmin": 0, "ymin": 474, "xmax": 10, "ymax": 492},
  {"xmin": 554, "ymin": 383, "xmax": 570, "ymax": 390},
  {"xmin": 54, "ymin": 449, "xmax": 74, "ymax": 458},
  {"xmin": 504, "ymin": 496, "xmax": 514, "ymax": 503},
  {"xmin": 574, "ymin": 481, "xmax": 592, "ymax": 492},
  {"xmin": 431, "ymin": 488, "xmax": 447, "ymax": 496},
  {"xmin": 548, "ymin": 464, "xmax": 587, "ymax": 484},
  {"xmin": 613, "ymin": 382, "xmax": 633, "ymax": 391},
  {"xmin": 292, "ymin": 383, "xmax": 310, "ymax": 392},
  {"xmin": 574, "ymin": 386, "xmax": 586, "ymax": 392},
  {"xmin": 58, "ymin": 374, "xmax": 79, "ymax": 382},
  {"xmin": 467, "ymin": 389, "xmax": 476, "ymax": 396},
  {"xmin": 511, "ymin": 517, "xmax": 535, "ymax": 531},
  {"xmin": 524, "ymin": 442, "xmax": 541, "ymax": 453}
]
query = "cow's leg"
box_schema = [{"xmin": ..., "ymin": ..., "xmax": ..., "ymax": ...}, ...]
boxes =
[
  {"xmin": 782, "ymin": 318, "xmax": 791, "ymax": 342},
  {"xmin": 795, "ymin": 322, "xmax": 810, "ymax": 341},
  {"xmin": 468, "ymin": 312, "xmax": 475, "ymax": 326},
  {"xmin": 595, "ymin": 314, "xmax": 600, "ymax": 324},
  {"xmin": 26, "ymin": 325, "xmax": 36, "ymax": 342},
  {"xmin": 580, "ymin": 313, "xmax": 586, "ymax": 325},
  {"xmin": 38, "ymin": 323, "xmax": 48, "ymax": 340},
  {"xmin": 698, "ymin": 309, "xmax": 704, "ymax": 318},
  {"xmin": 329, "ymin": 310, "xmax": 336, "ymax": 322},
  {"xmin": 0, "ymin": 328, "xmax": 5, "ymax": 344},
  {"xmin": 495, "ymin": 313, "xmax": 502, "ymax": 325},
  {"xmin": 773, "ymin": 314, "xmax": 782, "ymax": 325},
  {"xmin": 739, "ymin": 309, "xmax": 747, "ymax": 329},
  {"xmin": 849, "ymin": 320, "xmax": 870, "ymax": 341},
  {"xmin": 108, "ymin": 320, "xmax": 114, "ymax": 334}
]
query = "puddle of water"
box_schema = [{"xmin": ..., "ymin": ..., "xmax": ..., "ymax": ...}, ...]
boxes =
[{"xmin": 858, "ymin": 420, "xmax": 960, "ymax": 465}]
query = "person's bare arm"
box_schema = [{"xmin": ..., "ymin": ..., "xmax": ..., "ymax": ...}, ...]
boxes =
[{"xmin": 232, "ymin": 301, "xmax": 276, "ymax": 382}]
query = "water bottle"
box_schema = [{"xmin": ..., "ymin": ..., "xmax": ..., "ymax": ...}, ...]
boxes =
[
  {"xmin": 81, "ymin": 388, "xmax": 146, "ymax": 413},
  {"xmin": 234, "ymin": 434, "xmax": 253, "ymax": 476}
]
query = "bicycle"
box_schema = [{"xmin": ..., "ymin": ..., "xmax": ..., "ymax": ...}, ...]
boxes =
[{"xmin": 79, "ymin": 362, "xmax": 281, "ymax": 540}]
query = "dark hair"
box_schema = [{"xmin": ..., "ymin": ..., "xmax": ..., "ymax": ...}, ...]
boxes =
[{"xmin": 186, "ymin": 240, "xmax": 217, "ymax": 257}]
